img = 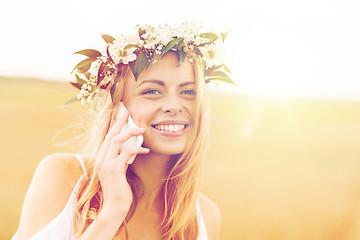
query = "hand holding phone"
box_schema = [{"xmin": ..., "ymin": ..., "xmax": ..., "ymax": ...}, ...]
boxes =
[
  {"xmin": 117, "ymin": 102, "xmax": 144, "ymax": 164},
  {"xmin": 94, "ymin": 103, "xmax": 148, "ymax": 219}
]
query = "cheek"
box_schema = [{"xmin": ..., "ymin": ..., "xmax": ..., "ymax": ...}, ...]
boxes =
[
  {"xmin": 127, "ymin": 101, "xmax": 158, "ymax": 128},
  {"xmin": 184, "ymin": 100, "xmax": 196, "ymax": 121}
]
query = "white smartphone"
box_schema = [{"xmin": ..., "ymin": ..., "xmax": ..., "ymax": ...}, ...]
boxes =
[{"xmin": 116, "ymin": 102, "xmax": 144, "ymax": 164}]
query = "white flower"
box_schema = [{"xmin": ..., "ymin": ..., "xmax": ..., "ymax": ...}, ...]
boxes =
[
  {"xmin": 157, "ymin": 25, "xmax": 173, "ymax": 45},
  {"xmin": 77, "ymin": 92, "xmax": 83, "ymax": 100},
  {"xmin": 122, "ymin": 53, "xmax": 137, "ymax": 64},
  {"xmin": 175, "ymin": 22, "xmax": 200, "ymax": 43},
  {"xmin": 178, "ymin": 22, "xmax": 200, "ymax": 34},
  {"xmin": 127, "ymin": 31, "xmax": 141, "ymax": 44},
  {"xmin": 144, "ymin": 41, "xmax": 156, "ymax": 49},
  {"xmin": 108, "ymin": 35, "xmax": 138, "ymax": 65},
  {"xmin": 138, "ymin": 40, "xmax": 145, "ymax": 47},
  {"xmin": 201, "ymin": 42, "xmax": 225, "ymax": 67}
]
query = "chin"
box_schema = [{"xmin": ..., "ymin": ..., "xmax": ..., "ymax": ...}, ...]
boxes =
[{"xmin": 143, "ymin": 141, "xmax": 186, "ymax": 156}]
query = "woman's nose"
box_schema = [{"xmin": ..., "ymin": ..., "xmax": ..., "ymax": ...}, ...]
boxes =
[{"xmin": 161, "ymin": 96, "xmax": 183, "ymax": 115}]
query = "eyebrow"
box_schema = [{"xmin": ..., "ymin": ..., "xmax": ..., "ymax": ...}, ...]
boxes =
[
  {"xmin": 137, "ymin": 80, "xmax": 196, "ymax": 88},
  {"xmin": 179, "ymin": 82, "xmax": 196, "ymax": 87}
]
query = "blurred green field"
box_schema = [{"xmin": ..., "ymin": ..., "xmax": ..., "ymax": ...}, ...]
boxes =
[{"xmin": 1, "ymin": 77, "xmax": 360, "ymax": 240}]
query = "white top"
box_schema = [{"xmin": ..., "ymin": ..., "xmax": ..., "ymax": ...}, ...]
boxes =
[{"xmin": 12, "ymin": 155, "xmax": 208, "ymax": 240}]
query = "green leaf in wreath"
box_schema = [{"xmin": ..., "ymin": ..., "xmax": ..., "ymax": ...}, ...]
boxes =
[
  {"xmin": 220, "ymin": 29, "xmax": 231, "ymax": 43},
  {"xmin": 219, "ymin": 77, "xmax": 236, "ymax": 86},
  {"xmin": 206, "ymin": 70, "xmax": 236, "ymax": 85},
  {"xmin": 97, "ymin": 62, "xmax": 105, "ymax": 86},
  {"xmin": 129, "ymin": 61, "xmax": 135, "ymax": 79},
  {"xmin": 77, "ymin": 61, "xmax": 93, "ymax": 73},
  {"xmin": 223, "ymin": 65, "xmax": 232, "ymax": 73},
  {"xmin": 205, "ymin": 64, "xmax": 232, "ymax": 75},
  {"xmin": 71, "ymin": 57, "xmax": 97, "ymax": 74},
  {"xmin": 70, "ymin": 82, "xmax": 83, "ymax": 90},
  {"xmin": 159, "ymin": 38, "xmax": 183, "ymax": 59},
  {"xmin": 75, "ymin": 74, "xmax": 86, "ymax": 85},
  {"xmin": 84, "ymin": 72, "xmax": 91, "ymax": 80},
  {"xmin": 177, "ymin": 47, "xmax": 186, "ymax": 67},
  {"xmin": 61, "ymin": 97, "xmax": 79, "ymax": 108},
  {"xmin": 106, "ymin": 45, "xmax": 116, "ymax": 64},
  {"xmin": 210, "ymin": 70, "xmax": 231, "ymax": 78},
  {"xmin": 200, "ymin": 32, "xmax": 219, "ymax": 41},
  {"xmin": 138, "ymin": 28, "xmax": 146, "ymax": 40},
  {"xmin": 101, "ymin": 34, "xmax": 115, "ymax": 44},
  {"xmin": 130, "ymin": 51, "xmax": 150, "ymax": 80},
  {"xmin": 74, "ymin": 49, "xmax": 102, "ymax": 58},
  {"xmin": 205, "ymin": 64, "xmax": 225, "ymax": 75}
]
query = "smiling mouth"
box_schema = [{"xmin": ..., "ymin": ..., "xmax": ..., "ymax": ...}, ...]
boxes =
[{"xmin": 151, "ymin": 124, "xmax": 189, "ymax": 132}]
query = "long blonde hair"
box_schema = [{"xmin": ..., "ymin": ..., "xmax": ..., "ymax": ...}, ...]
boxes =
[{"xmin": 73, "ymin": 61, "xmax": 210, "ymax": 240}]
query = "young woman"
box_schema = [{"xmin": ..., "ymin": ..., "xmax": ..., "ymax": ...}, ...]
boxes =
[{"xmin": 12, "ymin": 22, "xmax": 233, "ymax": 240}]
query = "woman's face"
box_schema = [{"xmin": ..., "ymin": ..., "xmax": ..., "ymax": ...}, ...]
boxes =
[{"xmin": 122, "ymin": 52, "xmax": 196, "ymax": 155}]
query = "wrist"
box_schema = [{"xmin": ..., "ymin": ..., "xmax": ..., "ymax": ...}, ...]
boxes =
[
  {"xmin": 100, "ymin": 203, "xmax": 129, "ymax": 220},
  {"xmin": 77, "ymin": 205, "xmax": 127, "ymax": 239}
]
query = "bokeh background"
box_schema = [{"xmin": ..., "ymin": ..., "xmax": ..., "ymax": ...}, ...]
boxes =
[{"xmin": 1, "ymin": 0, "xmax": 360, "ymax": 239}]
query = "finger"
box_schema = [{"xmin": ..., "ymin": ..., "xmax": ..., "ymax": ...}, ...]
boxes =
[
  {"xmin": 107, "ymin": 111, "xmax": 129, "ymax": 140},
  {"xmin": 107, "ymin": 128, "xmax": 145, "ymax": 159},
  {"xmin": 97, "ymin": 112, "xmax": 129, "ymax": 167},
  {"xmin": 126, "ymin": 147, "xmax": 150, "ymax": 164},
  {"xmin": 101, "ymin": 111, "xmax": 129, "ymax": 156},
  {"xmin": 104, "ymin": 147, "xmax": 149, "ymax": 174},
  {"xmin": 116, "ymin": 147, "xmax": 150, "ymax": 166}
]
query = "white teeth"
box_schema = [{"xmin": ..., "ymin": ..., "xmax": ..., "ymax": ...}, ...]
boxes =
[{"xmin": 154, "ymin": 124, "xmax": 186, "ymax": 132}]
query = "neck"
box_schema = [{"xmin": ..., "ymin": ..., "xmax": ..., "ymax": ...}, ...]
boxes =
[{"xmin": 128, "ymin": 151, "xmax": 177, "ymax": 211}]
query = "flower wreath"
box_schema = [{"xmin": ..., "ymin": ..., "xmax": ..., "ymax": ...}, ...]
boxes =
[{"xmin": 65, "ymin": 22, "xmax": 235, "ymax": 109}]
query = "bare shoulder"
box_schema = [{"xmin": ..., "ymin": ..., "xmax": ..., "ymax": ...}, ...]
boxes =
[
  {"xmin": 199, "ymin": 193, "xmax": 221, "ymax": 240},
  {"xmin": 16, "ymin": 153, "xmax": 84, "ymax": 240}
]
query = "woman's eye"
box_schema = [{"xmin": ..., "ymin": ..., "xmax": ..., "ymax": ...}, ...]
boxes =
[
  {"xmin": 182, "ymin": 89, "xmax": 196, "ymax": 95},
  {"xmin": 142, "ymin": 89, "xmax": 161, "ymax": 95}
]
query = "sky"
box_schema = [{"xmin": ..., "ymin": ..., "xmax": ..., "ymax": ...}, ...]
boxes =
[{"xmin": 1, "ymin": 0, "xmax": 360, "ymax": 100}]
